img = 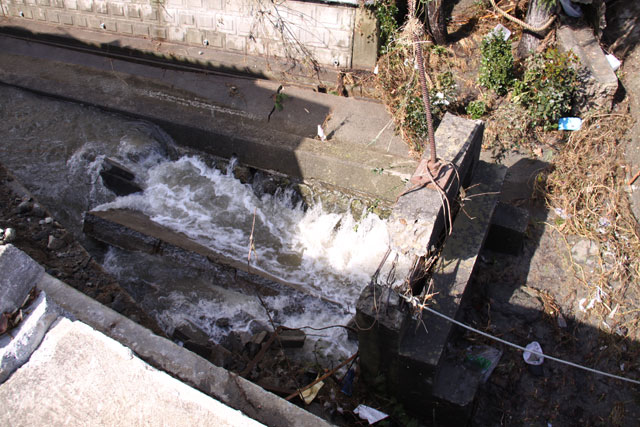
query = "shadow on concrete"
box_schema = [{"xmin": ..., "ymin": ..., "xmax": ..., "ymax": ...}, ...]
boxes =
[{"xmin": 454, "ymin": 159, "xmax": 640, "ymax": 425}]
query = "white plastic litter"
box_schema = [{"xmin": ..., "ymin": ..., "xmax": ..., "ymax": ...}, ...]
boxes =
[
  {"xmin": 373, "ymin": 64, "xmax": 379, "ymax": 75},
  {"xmin": 317, "ymin": 125, "xmax": 327, "ymax": 141},
  {"xmin": 606, "ymin": 54, "xmax": 621, "ymax": 72},
  {"xmin": 523, "ymin": 341, "xmax": 544, "ymax": 366},
  {"xmin": 353, "ymin": 405, "xmax": 389, "ymax": 425},
  {"xmin": 559, "ymin": 0, "xmax": 582, "ymax": 18},
  {"xmin": 558, "ymin": 117, "xmax": 582, "ymax": 131},
  {"xmin": 490, "ymin": 23, "xmax": 511, "ymax": 41}
]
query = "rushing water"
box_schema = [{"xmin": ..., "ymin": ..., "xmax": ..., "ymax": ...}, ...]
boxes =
[{"xmin": 0, "ymin": 85, "xmax": 410, "ymax": 360}]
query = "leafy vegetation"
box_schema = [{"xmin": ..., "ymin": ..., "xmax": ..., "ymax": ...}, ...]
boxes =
[
  {"xmin": 513, "ymin": 48, "xmax": 578, "ymax": 130},
  {"xmin": 373, "ymin": 0, "xmax": 400, "ymax": 55},
  {"xmin": 478, "ymin": 30, "xmax": 514, "ymax": 95},
  {"xmin": 466, "ymin": 100, "xmax": 487, "ymax": 119}
]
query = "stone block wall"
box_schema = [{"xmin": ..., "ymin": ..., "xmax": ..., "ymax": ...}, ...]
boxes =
[{"xmin": 1, "ymin": 0, "xmax": 376, "ymax": 69}]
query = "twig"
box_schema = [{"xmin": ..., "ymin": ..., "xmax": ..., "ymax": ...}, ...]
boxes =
[
  {"xmin": 285, "ymin": 351, "xmax": 359, "ymax": 401},
  {"xmin": 627, "ymin": 170, "xmax": 640, "ymax": 186}
]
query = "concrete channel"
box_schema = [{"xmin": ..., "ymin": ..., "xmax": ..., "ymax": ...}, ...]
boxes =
[{"xmin": 0, "ymin": 30, "xmax": 509, "ymax": 425}]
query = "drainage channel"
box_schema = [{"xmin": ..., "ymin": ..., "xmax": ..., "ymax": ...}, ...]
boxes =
[{"xmin": 0, "ymin": 84, "xmax": 413, "ymax": 368}]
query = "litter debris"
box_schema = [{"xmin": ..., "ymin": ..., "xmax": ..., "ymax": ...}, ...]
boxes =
[
  {"xmin": 353, "ymin": 404, "xmax": 389, "ymax": 425},
  {"xmin": 317, "ymin": 125, "xmax": 327, "ymax": 141},
  {"xmin": 523, "ymin": 341, "xmax": 544, "ymax": 366},
  {"xmin": 373, "ymin": 64, "xmax": 379, "ymax": 75},
  {"xmin": 464, "ymin": 345, "xmax": 502, "ymax": 383},
  {"xmin": 300, "ymin": 375, "xmax": 324, "ymax": 404},
  {"xmin": 340, "ymin": 367, "xmax": 355, "ymax": 396},
  {"xmin": 559, "ymin": 0, "xmax": 582, "ymax": 18},
  {"xmin": 490, "ymin": 23, "xmax": 511, "ymax": 41},
  {"xmin": 606, "ymin": 54, "xmax": 621, "ymax": 72},
  {"xmin": 558, "ymin": 117, "xmax": 582, "ymax": 131}
]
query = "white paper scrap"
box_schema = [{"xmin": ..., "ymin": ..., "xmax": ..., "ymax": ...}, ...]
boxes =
[{"xmin": 353, "ymin": 404, "xmax": 389, "ymax": 425}]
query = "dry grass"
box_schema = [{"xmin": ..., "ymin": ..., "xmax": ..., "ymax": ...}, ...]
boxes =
[{"xmin": 543, "ymin": 111, "xmax": 640, "ymax": 337}]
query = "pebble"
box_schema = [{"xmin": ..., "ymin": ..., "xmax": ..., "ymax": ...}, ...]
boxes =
[
  {"xmin": 17, "ymin": 201, "xmax": 33, "ymax": 214},
  {"xmin": 47, "ymin": 235, "xmax": 66, "ymax": 250},
  {"xmin": 31, "ymin": 203, "xmax": 46, "ymax": 218},
  {"xmin": 3, "ymin": 228, "xmax": 16, "ymax": 243}
]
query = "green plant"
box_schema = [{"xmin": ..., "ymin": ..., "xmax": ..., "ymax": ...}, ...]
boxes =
[
  {"xmin": 373, "ymin": 0, "xmax": 399, "ymax": 55},
  {"xmin": 478, "ymin": 30, "xmax": 514, "ymax": 95},
  {"xmin": 274, "ymin": 92, "xmax": 287, "ymax": 111},
  {"xmin": 512, "ymin": 48, "xmax": 578, "ymax": 130},
  {"xmin": 467, "ymin": 100, "xmax": 487, "ymax": 119}
]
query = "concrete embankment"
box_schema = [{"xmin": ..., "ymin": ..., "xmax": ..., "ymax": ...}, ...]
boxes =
[
  {"xmin": 0, "ymin": 32, "xmax": 416, "ymax": 202},
  {"xmin": 0, "ymin": 244, "xmax": 329, "ymax": 426}
]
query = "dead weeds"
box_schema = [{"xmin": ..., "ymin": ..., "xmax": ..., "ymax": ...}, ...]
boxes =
[{"xmin": 542, "ymin": 110, "xmax": 640, "ymax": 338}]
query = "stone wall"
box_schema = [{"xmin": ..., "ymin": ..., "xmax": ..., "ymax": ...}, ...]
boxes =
[{"xmin": 0, "ymin": 0, "xmax": 377, "ymax": 69}]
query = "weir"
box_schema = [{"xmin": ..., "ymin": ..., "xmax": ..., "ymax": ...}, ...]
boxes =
[{"xmin": 0, "ymin": 29, "xmax": 507, "ymax": 425}]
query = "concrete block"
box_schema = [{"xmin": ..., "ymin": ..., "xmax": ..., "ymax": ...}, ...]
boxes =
[
  {"xmin": 203, "ymin": 30, "xmax": 224, "ymax": 48},
  {"xmin": 557, "ymin": 25, "xmax": 618, "ymax": 112},
  {"xmin": 36, "ymin": 8, "xmax": 46, "ymax": 20},
  {"xmin": 204, "ymin": 0, "xmax": 222, "ymax": 10},
  {"xmin": 141, "ymin": 5, "xmax": 157, "ymax": 21},
  {"xmin": 47, "ymin": 11, "xmax": 59, "ymax": 22},
  {"xmin": 169, "ymin": 27, "xmax": 186, "ymax": 42},
  {"xmin": 59, "ymin": 13, "xmax": 73, "ymax": 25},
  {"xmin": 0, "ymin": 318, "xmax": 265, "ymax": 426},
  {"xmin": 224, "ymin": 0, "xmax": 246, "ymax": 14},
  {"xmin": 247, "ymin": 38, "xmax": 266, "ymax": 56},
  {"xmin": 0, "ymin": 245, "xmax": 44, "ymax": 315},
  {"xmin": 196, "ymin": 14, "xmax": 214, "ymax": 29},
  {"xmin": 64, "ymin": 0, "xmax": 76, "ymax": 9},
  {"xmin": 216, "ymin": 14, "xmax": 234, "ymax": 34},
  {"xmin": 236, "ymin": 16, "xmax": 252, "ymax": 36},
  {"xmin": 351, "ymin": 6, "xmax": 378, "ymax": 70},
  {"xmin": 52, "ymin": 0, "xmax": 63, "ymax": 7},
  {"xmin": 186, "ymin": 0, "xmax": 201, "ymax": 8},
  {"xmin": 485, "ymin": 202, "xmax": 529, "ymax": 255},
  {"xmin": 179, "ymin": 13, "xmax": 194, "ymax": 26},
  {"xmin": 226, "ymin": 34, "xmax": 245, "ymax": 52},
  {"xmin": 95, "ymin": 0, "xmax": 106, "ymax": 14},
  {"xmin": 185, "ymin": 28, "xmax": 202, "ymax": 44},
  {"xmin": 0, "ymin": 292, "xmax": 60, "ymax": 383},
  {"xmin": 75, "ymin": 14, "xmax": 87, "ymax": 26},
  {"xmin": 77, "ymin": 0, "xmax": 92, "ymax": 11},
  {"xmin": 108, "ymin": 2, "xmax": 123, "ymax": 16},
  {"xmin": 117, "ymin": 21, "xmax": 133, "ymax": 34},
  {"xmin": 313, "ymin": 48, "xmax": 349, "ymax": 68},
  {"xmin": 37, "ymin": 0, "xmax": 50, "ymax": 6},
  {"xmin": 103, "ymin": 19, "xmax": 116, "ymax": 31},
  {"xmin": 126, "ymin": 4, "xmax": 139, "ymax": 18},
  {"xmin": 151, "ymin": 26, "xmax": 167, "ymax": 40},
  {"xmin": 315, "ymin": 4, "xmax": 347, "ymax": 29},
  {"xmin": 133, "ymin": 23, "xmax": 149, "ymax": 36}
]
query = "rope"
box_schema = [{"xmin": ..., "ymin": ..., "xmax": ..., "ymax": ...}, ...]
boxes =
[
  {"xmin": 488, "ymin": 0, "xmax": 556, "ymax": 33},
  {"xmin": 420, "ymin": 304, "xmax": 640, "ymax": 385}
]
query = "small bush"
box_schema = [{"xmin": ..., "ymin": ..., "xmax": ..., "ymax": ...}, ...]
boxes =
[
  {"xmin": 478, "ymin": 30, "xmax": 514, "ymax": 95},
  {"xmin": 512, "ymin": 48, "xmax": 578, "ymax": 130},
  {"xmin": 467, "ymin": 100, "xmax": 487, "ymax": 119}
]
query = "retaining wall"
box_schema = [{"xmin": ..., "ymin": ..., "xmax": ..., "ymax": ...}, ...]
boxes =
[{"xmin": 0, "ymin": 0, "xmax": 377, "ymax": 70}]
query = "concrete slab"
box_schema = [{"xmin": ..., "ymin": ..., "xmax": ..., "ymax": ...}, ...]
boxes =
[
  {"xmin": 557, "ymin": 25, "xmax": 618, "ymax": 112},
  {"xmin": 0, "ymin": 318, "xmax": 264, "ymax": 426},
  {"xmin": 0, "ymin": 292, "xmax": 59, "ymax": 383},
  {"xmin": 0, "ymin": 34, "xmax": 416, "ymax": 202},
  {"xmin": 36, "ymin": 274, "xmax": 329, "ymax": 427},
  {"xmin": 0, "ymin": 244, "xmax": 44, "ymax": 315}
]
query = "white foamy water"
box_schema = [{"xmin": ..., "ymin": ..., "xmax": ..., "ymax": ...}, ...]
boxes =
[{"xmin": 97, "ymin": 155, "xmax": 409, "ymax": 306}]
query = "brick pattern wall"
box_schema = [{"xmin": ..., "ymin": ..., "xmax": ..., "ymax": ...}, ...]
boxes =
[{"xmin": 1, "ymin": 0, "xmax": 357, "ymax": 67}]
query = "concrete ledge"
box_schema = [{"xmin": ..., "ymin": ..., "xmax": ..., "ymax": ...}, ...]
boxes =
[
  {"xmin": 0, "ymin": 244, "xmax": 44, "ymax": 314},
  {"xmin": 485, "ymin": 201, "xmax": 530, "ymax": 255},
  {"xmin": 0, "ymin": 317, "xmax": 265, "ymax": 426},
  {"xmin": 0, "ymin": 292, "xmax": 60, "ymax": 383},
  {"xmin": 37, "ymin": 273, "xmax": 329, "ymax": 427},
  {"xmin": 83, "ymin": 209, "xmax": 341, "ymax": 307}
]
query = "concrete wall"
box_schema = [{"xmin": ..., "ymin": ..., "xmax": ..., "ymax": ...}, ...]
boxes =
[{"xmin": 0, "ymin": 0, "xmax": 377, "ymax": 69}]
